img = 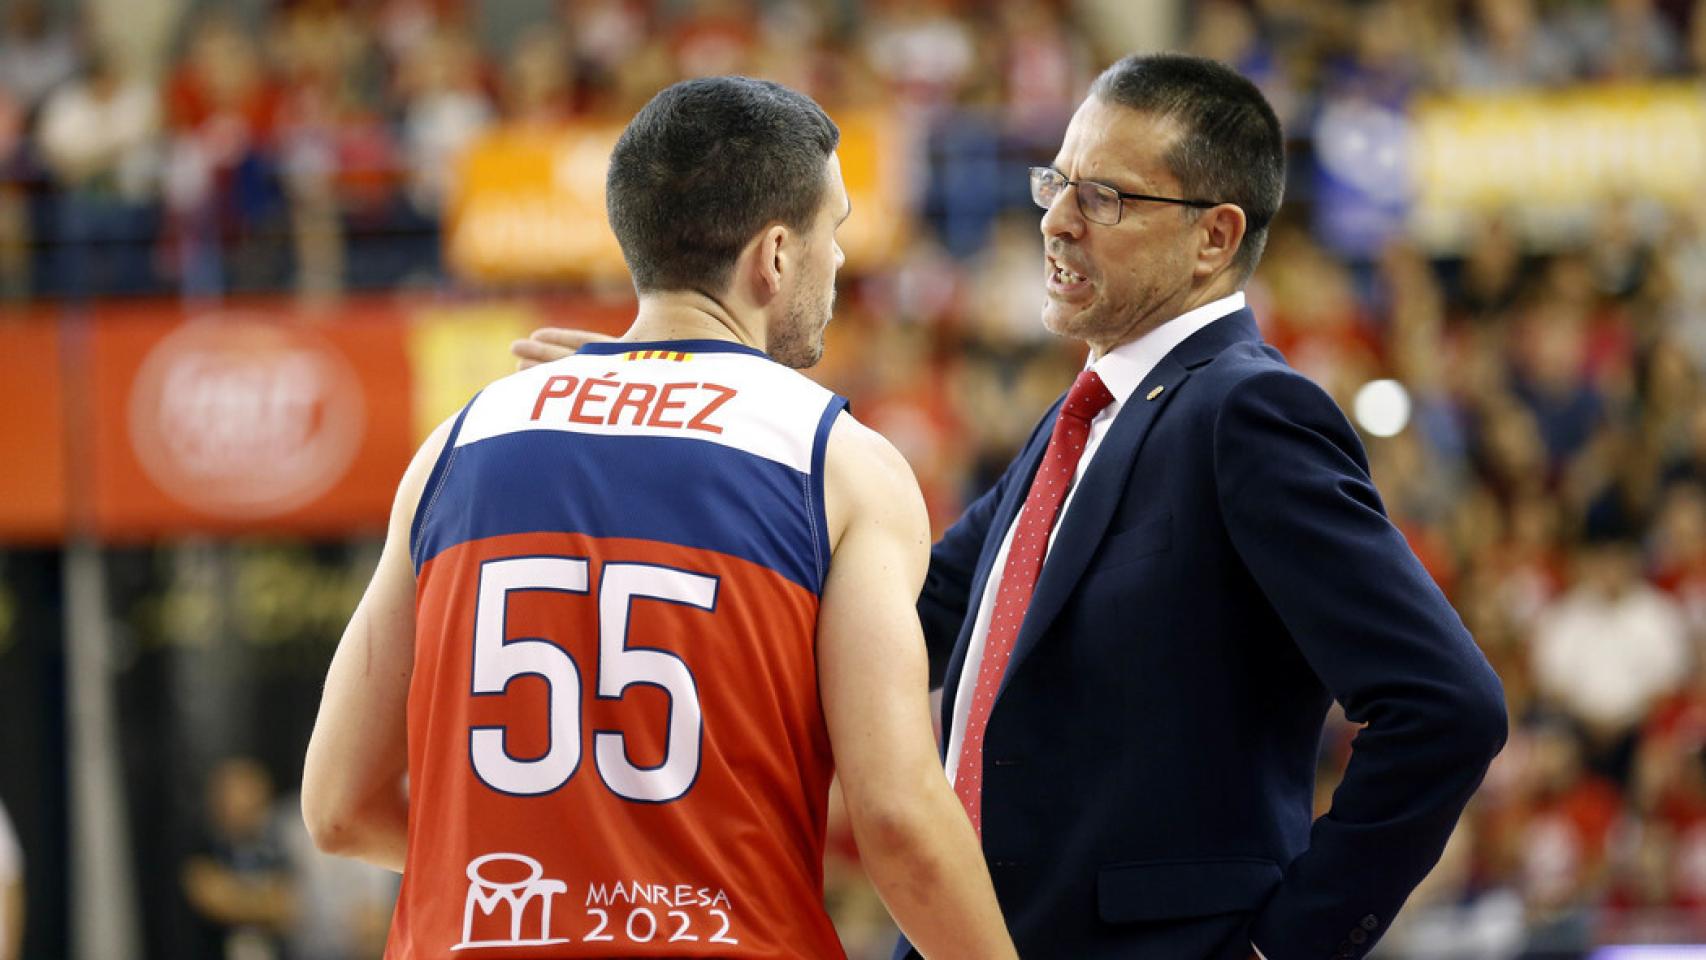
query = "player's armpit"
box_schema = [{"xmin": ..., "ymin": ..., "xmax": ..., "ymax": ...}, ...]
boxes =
[
  {"xmin": 301, "ymin": 416, "xmax": 454, "ymax": 872},
  {"xmin": 817, "ymin": 415, "xmax": 1018, "ymax": 960}
]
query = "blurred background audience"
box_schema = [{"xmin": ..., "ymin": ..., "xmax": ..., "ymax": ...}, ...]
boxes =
[{"xmin": 6, "ymin": 0, "xmax": 1706, "ymax": 957}]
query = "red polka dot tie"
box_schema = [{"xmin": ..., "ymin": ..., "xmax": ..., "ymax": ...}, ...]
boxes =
[{"xmin": 954, "ymin": 369, "xmax": 1116, "ymax": 834}]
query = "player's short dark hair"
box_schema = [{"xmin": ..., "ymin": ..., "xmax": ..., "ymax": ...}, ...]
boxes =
[
  {"xmin": 606, "ymin": 76, "xmax": 841, "ymax": 296},
  {"xmin": 1089, "ymin": 53, "xmax": 1285, "ymax": 280}
]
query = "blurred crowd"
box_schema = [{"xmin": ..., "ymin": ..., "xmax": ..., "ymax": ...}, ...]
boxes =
[
  {"xmin": 0, "ymin": 0, "xmax": 1099, "ymax": 299},
  {"xmin": 8, "ymin": 0, "xmax": 1706, "ymax": 956}
]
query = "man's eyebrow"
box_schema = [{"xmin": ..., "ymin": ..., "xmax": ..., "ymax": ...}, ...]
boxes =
[
  {"xmin": 1053, "ymin": 163, "xmax": 1140, "ymax": 194},
  {"xmin": 838, "ymin": 200, "xmax": 852, "ymax": 226}
]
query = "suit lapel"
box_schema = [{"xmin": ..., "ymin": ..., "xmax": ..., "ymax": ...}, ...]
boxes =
[
  {"xmin": 995, "ymin": 354, "xmax": 1189, "ymax": 694},
  {"xmin": 997, "ymin": 309, "xmax": 1263, "ymax": 695},
  {"xmin": 941, "ymin": 310, "xmax": 1263, "ymax": 710}
]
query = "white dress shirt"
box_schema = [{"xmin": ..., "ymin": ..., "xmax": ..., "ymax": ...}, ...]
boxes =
[{"xmin": 944, "ymin": 291, "xmax": 1246, "ymax": 779}]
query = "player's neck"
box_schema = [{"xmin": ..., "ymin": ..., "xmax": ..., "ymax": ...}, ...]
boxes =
[{"xmin": 625, "ymin": 294, "xmax": 765, "ymax": 353}]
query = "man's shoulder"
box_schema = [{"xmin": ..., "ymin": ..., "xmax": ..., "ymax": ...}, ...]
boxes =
[
  {"xmin": 1182, "ymin": 337, "xmax": 1320, "ymax": 409},
  {"xmin": 1174, "ymin": 338, "xmax": 1362, "ymax": 460}
]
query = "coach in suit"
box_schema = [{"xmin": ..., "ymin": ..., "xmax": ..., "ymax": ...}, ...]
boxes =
[{"xmin": 903, "ymin": 55, "xmax": 1508, "ymax": 960}]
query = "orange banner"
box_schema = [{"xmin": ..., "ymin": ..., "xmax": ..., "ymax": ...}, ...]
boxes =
[
  {"xmin": 0, "ymin": 296, "xmax": 642, "ymax": 543},
  {"xmin": 0, "ymin": 320, "xmax": 68, "ymax": 542},
  {"xmin": 447, "ymin": 124, "xmax": 628, "ymax": 284},
  {"xmin": 86, "ymin": 303, "xmax": 416, "ymax": 540},
  {"xmin": 446, "ymin": 110, "xmax": 913, "ymax": 284}
]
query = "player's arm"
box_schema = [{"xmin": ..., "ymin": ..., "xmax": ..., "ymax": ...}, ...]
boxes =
[
  {"xmin": 818, "ymin": 414, "xmax": 1017, "ymax": 960},
  {"xmin": 301, "ymin": 417, "xmax": 454, "ymax": 872}
]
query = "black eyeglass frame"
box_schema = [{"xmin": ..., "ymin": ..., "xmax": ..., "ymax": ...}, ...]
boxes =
[{"xmin": 1029, "ymin": 166, "xmax": 1228, "ymax": 225}]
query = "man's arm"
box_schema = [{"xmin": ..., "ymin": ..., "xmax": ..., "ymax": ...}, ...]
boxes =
[
  {"xmin": 918, "ymin": 401, "xmax": 1057, "ymax": 685},
  {"xmin": 1214, "ymin": 370, "xmax": 1507, "ymax": 960},
  {"xmin": 300, "ymin": 418, "xmax": 455, "ymax": 872},
  {"xmin": 916, "ymin": 498, "xmax": 993, "ymax": 687},
  {"xmin": 510, "ymin": 327, "xmax": 615, "ymax": 370},
  {"xmin": 181, "ymin": 857, "xmax": 294, "ymax": 928},
  {"xmin": 819, "ymin": 414, "xmax": 1017, "ymax": 960}
]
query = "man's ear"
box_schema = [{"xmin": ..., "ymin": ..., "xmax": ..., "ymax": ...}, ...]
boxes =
[
  {"xmin": 750, "ymin": 224, "xmax": 791, "ymax": 305},
  {"xmin": 1194, "ymin": 203, "xmax": 1247, "ymax": 279}
]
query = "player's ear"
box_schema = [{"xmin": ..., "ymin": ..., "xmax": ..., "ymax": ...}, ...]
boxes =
[{"xmin": 750, "ymin": 224, "xmax": 790, "ymax": 304}]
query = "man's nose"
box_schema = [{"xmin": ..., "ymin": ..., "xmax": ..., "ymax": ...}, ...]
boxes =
[{"xmin": 1040, "ymin": 185, "xmax": 1084, "ymax": 239}]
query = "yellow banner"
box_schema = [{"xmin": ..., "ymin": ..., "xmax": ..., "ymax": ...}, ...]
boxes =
[
  {"xmin": 405, "ymin": 303, "xmax": 541, "ymax": 442},
  {"xmin": 1413, "ymin": 82, "xmax": 1706, "ymax": 237}
]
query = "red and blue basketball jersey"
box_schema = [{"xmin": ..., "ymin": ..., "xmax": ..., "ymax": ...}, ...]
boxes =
[{"xmin": 389, "ymin": 339, "xmax": 849, "ymax": 959}]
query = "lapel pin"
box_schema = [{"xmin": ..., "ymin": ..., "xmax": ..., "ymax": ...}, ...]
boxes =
[{"xmin": 1146, "ymin": 385, "xmax": 1165, "ymax": 401}]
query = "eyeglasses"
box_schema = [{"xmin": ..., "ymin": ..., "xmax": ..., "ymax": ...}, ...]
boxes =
[{"xmin": 1029, "ymin": 166, "xmax": 1224, "ymax": 226}]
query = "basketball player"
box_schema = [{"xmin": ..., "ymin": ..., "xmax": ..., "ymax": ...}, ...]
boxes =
[{"xmin": 301, "ymin": 77, "xmax": 1016, "ymax": 960}]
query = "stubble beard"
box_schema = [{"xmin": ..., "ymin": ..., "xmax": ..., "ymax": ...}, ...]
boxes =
[
  {"xmin": 769, "ymin": 281, "xmax": 831, "ymax": 369},
  {"xmin": 1043, "ymin": 277, "xmax": 1170, "ymax": 353}
]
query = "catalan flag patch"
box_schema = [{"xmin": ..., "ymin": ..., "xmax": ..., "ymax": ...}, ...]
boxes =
[{"xmin": 623, "ymin": 350, "xmax": 695, "ymax": 362}]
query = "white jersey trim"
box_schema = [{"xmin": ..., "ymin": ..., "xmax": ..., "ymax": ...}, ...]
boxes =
[{"xmin": 456, "ymin": 352, "xmax": 834, "ymax": 473}]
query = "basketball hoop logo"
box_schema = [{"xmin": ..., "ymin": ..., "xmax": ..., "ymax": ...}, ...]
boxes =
[{"xmin": 452, "ymin": 853, "xmax": 570, "ymax": 951}]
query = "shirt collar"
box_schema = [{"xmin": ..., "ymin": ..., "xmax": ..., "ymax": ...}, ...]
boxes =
[
  {"xmin": 575, "ymin": 338, "xmax": 769, "ymax": 359},
  {"xmin": 1090, "ymin": 291, "xmax": 1246, "ymax": 407}
]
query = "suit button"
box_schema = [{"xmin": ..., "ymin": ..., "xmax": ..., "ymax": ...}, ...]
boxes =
[
  {"xmin": 1349, "ymin": 929, "xmax": 1367, "ymax": 944},
  {"xmin": 1361, "ymin": 915, "xmax": 1379, "ymax": 931}
]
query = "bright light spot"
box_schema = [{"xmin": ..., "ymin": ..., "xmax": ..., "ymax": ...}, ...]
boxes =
[{"xmin": 1354, "ymin": 379, "xmax": 1411, "ymax": 438}]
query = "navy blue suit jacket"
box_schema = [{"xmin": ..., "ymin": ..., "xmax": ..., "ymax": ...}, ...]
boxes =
[{"xmin": 898, "ymin": 310, "xmax": 1506, "ymax": 960}]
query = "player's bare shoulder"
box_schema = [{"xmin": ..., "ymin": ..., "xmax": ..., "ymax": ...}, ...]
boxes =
[
  {"xmin": 822, "ymin": 411, "xmax": 929, "ymax": 554},
  {"xmin": 395, "ymin": 414, "xmax": 459, "ymax": 524}
]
